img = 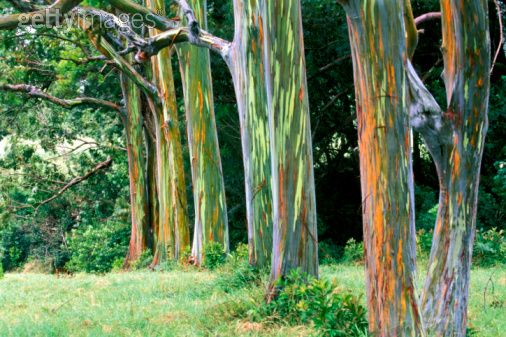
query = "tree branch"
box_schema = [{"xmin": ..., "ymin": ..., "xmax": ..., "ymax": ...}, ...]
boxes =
[
  {"xmin": 406, "ymin": 61, "xmax": 449, "ymax": 164},
  {"xmin": 109, "ymin": 0, "xmax": 178, "ymax": 31},
  {"xmin": 0, "ymin": 83, "xmax": 121, "ymax": 111},
  {"xmin": 0, "ymin": 0, "xmax": 83, "ymax": 30},
  {"xmin": 491, "ymin": 0, "xmax": 504, "ymax": 75},
  {"xmin": 35, "ymin": 157, "xmax": 113, "ymax": 209},
  {"xmin": 414, "ymin": 12, "xmax": 441, "ymax": 26}
]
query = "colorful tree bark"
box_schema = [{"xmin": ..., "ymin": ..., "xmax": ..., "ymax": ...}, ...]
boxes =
[
  {"xmin": 177, "ymin": 0, "xmax": 229, "ymax": 264},
  {"xmin": 228, "ymin": 0, "xmax": 273, "ymax": 267},
  {"xmin": 261, "ymin": 0, "xmax": 318, "ymax": 286},
  {"xmin": 420, "ymin": 1, "xmax": 491, "ymax": 335},
  {"xmin": 146, "ymin": 0, "xmax": 191, "ymax": 264},
  {"xmin": 120, "ymin": 71, "xmax": 150, "ymax": 264},
  {"xmin": 339, "ymin": 1, "xmax": 424, "ymax": 335}
]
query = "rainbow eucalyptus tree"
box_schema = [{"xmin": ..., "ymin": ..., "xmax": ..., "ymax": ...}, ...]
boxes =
[
  {"xmin": 119, "ymin": 70, "xmax": 150, "ymax": 263},
  {"xmin": 419, "ymin": 1, "xmax": 490, "ymax": 335},
  {"xmin": 262, "ymin": 0, "xmax": 318, "ymax": 287},
  {"xmin": 145, "ymin": 0, "xmax": 191, "ymax": 264},
  {"xmin": 338, "ymin": 0, "xmax": 422, "ymax": 334},
  {"xmin": 0, "ymin": 0, "xmax": 319, "ymax": 278},
  {"xmin": 227, "ymin": 0, "xmax": 273, "ymax": 267},
  {"xmin": 339, "ymin": 0, "xmax": 491, "ymax": 335},
  {"xmin": 177, "ymin": 0, "xmax": 229, "ymax": 264}
]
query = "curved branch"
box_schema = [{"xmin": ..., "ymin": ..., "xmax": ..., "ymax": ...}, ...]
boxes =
[
  {"xmin": 491, "ymin": 0, "xmax": 504, "ymax": 75},
  {"xmin": 0, "ymin": 0, "xmax": 83, "ymax": 30},
  {"xmin": 147, "ymin": 27, "xmax": 231, "ymax": 59},
  {"xmin": 414, "ymin": 12, "xmax": 441, "ymax": 26},
  {"xmin": 109, "ymin": 0, "xmax": 178, "ymax": 31},
  {"xmin": 0, "ymin": 83, "xmax": 121, "ymax": 111},
  {"xmin": 35, "ymin": 157, "xmax": 113, "ymax": 209}
]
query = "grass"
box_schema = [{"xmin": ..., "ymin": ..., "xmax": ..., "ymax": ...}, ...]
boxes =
[{"xmin": 0, "ymin": 264, "xmax": 504, "ymax": 336}]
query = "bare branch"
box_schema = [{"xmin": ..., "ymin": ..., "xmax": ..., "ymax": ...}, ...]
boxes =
[
  {"xmin": 414, "ymin": 12, "xmax": 441, "ymax": 26},
  {"xmin": 491, "ymin": 0, "xmax": 504, "ymax": 75},
  {"xmin": 35, "ymin": 157, "xmax": 113, "ymax": 209},
  {"xmin": 0, "ymin": 83, "xmax": 121, "ymax": 111},
  {"xmin": 0, "ymin": 0, "xmax": 83, "ymax": 30},
  {"xmin": 109, "ymin": 0, "xmax": 178, "ymax": 31}
]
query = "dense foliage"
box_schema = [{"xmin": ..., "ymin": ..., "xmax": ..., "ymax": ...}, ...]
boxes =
[{"xmin": 0, "ymin": 0, "xmax": 504, "ymax": 274}]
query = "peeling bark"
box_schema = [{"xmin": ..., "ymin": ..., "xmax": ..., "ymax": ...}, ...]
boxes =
[
  {"xmin": 420, "ymin": 1, "xmax": 491, "ymax": 336},
  {"xmin": 262, "ymin": 0, "xmax": 318, "ymax": 287},
  {"xmin": 339, "ymin": 1, "xmax": 424, "ymax": 335},
  {"xmin": 227, "ymin": 0, "xmax": 273, "ymax": 267},
  {"xmin": 146, "ymin": 0, "xmax": 190, "ymax": 264},
  {"xmin": 177, "ymin": 0, "xmax": 229, "ymax": 264},
  {"xmin": 120, "ymin": 70, "xmax": 150, "ymax": 264}
]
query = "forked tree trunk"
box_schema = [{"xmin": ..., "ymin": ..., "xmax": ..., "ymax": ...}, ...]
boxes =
[
  {"xmin": 228, "ymin": 0, "xmax": 273, "ymax": 267},
  {"xmin": 147, "ymin": 0, "xmax": 190, "ymax": 264},
  {"xmin": 261, "ymin": 0, "xmax": 318, "ymax": 287},
  {"xmin": 177, "ymin": 0, "xmax": 230, "ymax": 264},
  {"xmin": 339, "ymin": 1, "xmax": 424, "ymax": 335},
  {"xmin": 120, "ymin": 71, "xmax": 150, "ymax": 264},
  {"xmin": 420, "ymin": 1, "xmax": 490, "ymax": 335}
]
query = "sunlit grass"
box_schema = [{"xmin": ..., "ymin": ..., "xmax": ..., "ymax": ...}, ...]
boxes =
[{"xmin": 0, "ymin": 264, "xmax": 504, "ymax": 336}]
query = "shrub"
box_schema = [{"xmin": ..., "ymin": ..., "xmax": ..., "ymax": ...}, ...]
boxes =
[
  {"xmin": 417, "ymin": 229, "xmax": 433, "ymax": 259},
  {"xmin": 0, "ymin": 223, "xmax": 29, "ymax": 271},
  {"xmin": 65, "ymin": 220, "xmax": 129, "ymax": 273},
  {"xmin": 473, "ymin": 228, "xmax": 506, "ymax": 266},
  {"xmin": 342, "ymin": 238, "xmax": 364, "ymax": 264},
  {"xmin": 416, "ymin": 204, "xmax": 438, "ymax": 231},
  {"xmin": 229, "ymin": 242, "xmax": 249, "ymax": 263},
  {"xmin": 256, "ymin": 269, "xmax": 368, "ymax": 337},
  {"xmin": 0, "ymin": 263, "xmax": 4, "ymax": 279},
  {"xmin": 111, "ymin": 257, "xmax": 125, "ymax": 272},
  {"xmin": 216, "ymin": 260, "xmax": 262, "ymax": 293},
  {"xmin": 319, "ymin": 240, "xmax": 341, "ymax": 265},
  {"xmin": 131, "ymin": 249, "xmax": 154, "ymax": 270},
  {"xmin": 203, "ymin": 242, "xmax": 226, "ymax": 270}
]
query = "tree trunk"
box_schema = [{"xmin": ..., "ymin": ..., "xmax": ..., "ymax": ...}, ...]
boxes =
[
  {"xmin": 147, "ymin": 0, "xmax": 191, "ymax": 264},
  {"xmin": 177, "ymin": 0, "xmax": 229, "ymax": 264},
  {"xmin": 339, "ymin": 1, "xmax": 424, "ymax": 335},
  {"xmin": 120, "ymin": 71, "xmax": 150, "ymax": 264},
  {"xmin": 420, "ymin": 1, "xmax": 490, "ymax": 335},
  {"xmin": 261, "ymin": 0, "xmax": 318, "ymax": 287},
  {"xmin": 227, "ymin": 0, "xmax": 273, "ymax": 267}
]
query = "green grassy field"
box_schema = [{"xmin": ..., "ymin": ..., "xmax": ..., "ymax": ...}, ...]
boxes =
[{"xmin": 0, "ymin": 264, "xmax": 504, "ymax": 336}]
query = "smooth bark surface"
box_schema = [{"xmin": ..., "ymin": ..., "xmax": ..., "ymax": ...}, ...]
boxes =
[
  {"xmin": 420, "ymin": 1, "xmax": 491, "ymax": 335},
  {"xmin": 228, "ymin": 0, "xmax": 273, "ymax": 267},
  {"xmin": 120, "ymin": 71, "xmax": 150, "ymax": 264},
  {"xmin": 262, "ymin": 0, "xmax": 318, "ymax": 286},
  {"xmin": 177, "ymin": 0, "xmax": 229, "ymax": 263},
  {"xmin": 340, "ymin": 1, "xmax": 423, "ymax": 335},
  {"xmin": 147, "ymin": 0, "xmax": 190, "ymax": 264}
]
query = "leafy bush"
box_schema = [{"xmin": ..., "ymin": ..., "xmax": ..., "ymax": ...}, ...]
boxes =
[
  {"xmin": 342, "ymin": 238, "xmax": 364, "ymax": 264},
  {"xmin": 256, "ymin": 269, "xmax": 368, "ymax": 337},
  {"xmin": 215, "ymin": 260, "xmax": 262, "ymax": 293},
  {"xmin": 319, "ymin": 240, "xmax": 341, "ymax": 265},
  {"xmin": 229, "ymin": 242, "xmax": 249, "ymax": 262},
  {"xmin": 417, "ymin": 229, "xmax": 434, "ymax": 259},
  {"xmin": 473, "ymin": 228, "xmax": 506, "ymax": 266},
  {"xmin": 0, "ymin": 263, "xmax": 4, "ymax": 279},
  {"xmin": 131, "ymin": 249, "xmax": 154, "ymax": 270},
  {"xmin": 111, "ymin": 257, "xmax": 125, "ymax": 272},
  {"xmin": 0, "ymin": 223, "xmax": 30, "ymax": 271},
  {"xmin": 204, "ymin": 242, "xmax": 226, "ymax": 270},
  {"xmin": 416, "ymin": 204, "xmax": 438, "ymax": 231},
  {"xmin": 65, "ymin": 221, "xmax": 129, "ymax": 273}
]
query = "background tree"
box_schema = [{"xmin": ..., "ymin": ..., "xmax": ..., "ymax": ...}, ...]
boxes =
[{"xmin": 177, "ymin": 0, "xmax": 229, "ymax": 264}]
